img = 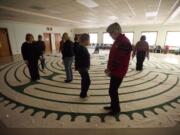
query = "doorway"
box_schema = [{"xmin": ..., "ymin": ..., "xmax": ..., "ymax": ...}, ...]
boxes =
[
  {"xmin": 54, "ymin": 33, "xmax": 61, "ymax": 52},
  {"xmin": 43, "ymin": 33, "xmax": 52, "ymax": 53},
  {"xmin": 0, "ymin": 28, "xmax": 12, "ymax": 57}
]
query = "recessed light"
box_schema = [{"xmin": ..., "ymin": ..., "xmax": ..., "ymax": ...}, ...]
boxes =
[
  {"xmin": 145, "ymin": 11, "xmax": 158, "ymax": 17},
  {"xmin": 109, "ymin": 16, "xmax": 118, "ymax": 20},
  {"xmin": 82, "ymin": 19, "xmax": 96, "ymax": 23},
  {"xmin": 76, "ymin": 0, "xmax": 99, "ymax": 8}
]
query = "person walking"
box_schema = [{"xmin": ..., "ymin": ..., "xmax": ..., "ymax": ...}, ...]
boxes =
[
  {"xmin": 132, "ymin": 35, "xmax": 149, "ymax": 71},
  {"xmin": 36, "ymin": 35, "xmax": 46, "ymax": 70}
]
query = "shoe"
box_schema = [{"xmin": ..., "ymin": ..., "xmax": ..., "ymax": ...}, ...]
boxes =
[
  {"xmin": 31, "ymin": 76, "xmax": 40, "ymax": 81},
  {"xmin": 80, "ymin": 94, "xmax": 90, "ymax": 100},
  {"xmin": 80, "ymin": 96, "xmax": 89, "ymax": 101},
  {"xmin": 103, "ymin": 106, "xmax": 112, "ymax": 110},
  {"xmin": 80, "ymin": 94, "xmax": 88, "ymax": 98},
  {"xmin": 64, "ymin": 80, "xmax": 72, "ymax": 83},
  {"xmin": 107, "ymin": 111, "xmax": 120, "ymax": 116},
  {"xmin": 31, "ymin": 79, "xmax": 36, "ymax": 82}
]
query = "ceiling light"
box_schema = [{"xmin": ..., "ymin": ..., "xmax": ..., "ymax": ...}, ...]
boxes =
[
  {"xmin": 145, "ymin": 11, "xmax": 158, "ymax": 17},
  {"xmin": 76, "ymin": 0, "xmax": 99, "ymax": 8},
  {"xmin": 109, "ymin": 16, "xmax": 118, "ymax": 20},
  {"xmin": 82, "ymin": 19, "xmax": 96, "ymax": 23}
]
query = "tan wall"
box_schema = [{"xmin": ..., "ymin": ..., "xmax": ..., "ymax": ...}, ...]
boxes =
[{"xmin": 0, "ymin": 20, "xmax": 74, "ymax": 54}]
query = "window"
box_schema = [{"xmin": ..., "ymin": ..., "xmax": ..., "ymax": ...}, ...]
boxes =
[
  {"xmin": 89, "ymin": 33, "xmax": 98, "ymax": 44},
  {"xmin": 124, "ymin": 32, "xmax": 134, "ymax": 44},
  {"xmin": 141, "ymin": 32, "xmax": 157, "ymax": 46},
  {"xmin": 103, "ymin": 33, "xmax": 114, "ymax": 44},
  {"xmin": 165, "ymin": 32, "xmax": 180, "ymax": 47}
]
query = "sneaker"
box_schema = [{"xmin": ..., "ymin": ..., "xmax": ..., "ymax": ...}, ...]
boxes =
[
  {"xmin": 80, "ymin": 97, "xmax": 89, "ymax": 101},
  {"xmin": 80, "ymin": 94, "xmax": 86, "ymax": 98},
  {"xmin": 79, "ymin": 94, "xmax": 90, "ymax": 101}
]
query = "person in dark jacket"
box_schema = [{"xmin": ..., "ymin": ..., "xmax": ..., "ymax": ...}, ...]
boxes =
[
  {"xmin": 59, "ymin": 37, "xmax": 64, "ymax": 53},
  {"xmin": 104, "ymin": 23, "xmax": 132, "ymax": 116},
  {"xmin": 73, "ymin": 35, "xmax": 80, "ymax": 71},
  {"xmin": 61, "ymin": 33, "xmax": 74, "ymax": 83},
  {"xmin": 36, "ymin": 35, "xmax": 46, "ymax": 70},
  {"xmin": 74, "ymin": 33, "xmax": 91, "ymax": 98},
  {"xmin": 132, "ymin": 35, "xmax": 149, "ymax": 71},
  {"xmin": 21, "ymin": 33, "xmax": 41, "ymax": 81}
]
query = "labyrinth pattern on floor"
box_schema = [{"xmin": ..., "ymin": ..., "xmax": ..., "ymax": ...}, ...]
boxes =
[{"xmin": 0, "ymin": 53, "xmax": 180, "ymax": 128}]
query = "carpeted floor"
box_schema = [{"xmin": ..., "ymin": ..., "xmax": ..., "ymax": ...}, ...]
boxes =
[{"xmin": 0, "ymin": 51, "xmax": 180, "ymax": 128}]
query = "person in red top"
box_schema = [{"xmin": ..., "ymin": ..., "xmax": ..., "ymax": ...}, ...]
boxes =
[{"xmin": 104, "ymin": 23, "xmax": 132, "ymax": 115}]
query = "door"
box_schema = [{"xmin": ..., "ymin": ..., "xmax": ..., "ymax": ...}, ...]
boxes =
[
  {"xmin": 0, "ymin": 28, "xmax": 12, "ymax": 57},
  {"xmin": 43, "ymin": 33, "xmax": 52, "ymax": 53},
  {"xmin": 54, "ymin": 33, "xmax": 61, "ymax": 52}
]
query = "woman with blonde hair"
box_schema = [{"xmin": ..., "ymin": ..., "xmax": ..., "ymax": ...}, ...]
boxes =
[{"xmin": 60, "ymin": 33, "xmax": 74, "ymax": 83}]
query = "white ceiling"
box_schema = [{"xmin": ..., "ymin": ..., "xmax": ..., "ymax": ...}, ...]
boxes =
[{"xmin": 0, "ymin": 0, "xmax": 180, "ymax": 28}]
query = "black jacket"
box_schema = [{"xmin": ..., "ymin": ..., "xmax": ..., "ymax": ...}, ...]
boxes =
[
  {"xmin": 36, "ymin": 41, "xmax": 45, "ymax": 56},
  {"xmin": 21, "ymin": 41, "xmax": 41, "ymax": 61},
  {"xmin": 61, "ymin": 40, "xmax": 74, "ymax": 59},
  {"xmin": 74, "ymin": 43, "xmax": 90, "ymax": 70}
]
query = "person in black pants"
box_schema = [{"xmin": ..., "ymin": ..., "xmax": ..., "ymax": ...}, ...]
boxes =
[
  {"xmin": 74, "ymin": 34, "xmax": 91, "ymax": 98},
  {"xmin": 108, "ymin": 76, "xmax": 123, "ymax": 113},
  {"xmin": 36, "ymin": 35, "xmax": 46, "ymax": 70},
  {"xmin": 21, "ymin": 33, "xmax": 41, "ymax": 81},
  {"xmin": 132, "ymin": 35, "xmax": 149, "ymax": 71},
  {"xmin": 73, "ymin": 35, "xmax": 80, "ymax": 70},
  {"xmin": 104, "ymin": 23, "xmax": 132, "ymax": 116},
  {"xmin": 136, "ymin": 51, "xmax": 146, "ymax": 71}
]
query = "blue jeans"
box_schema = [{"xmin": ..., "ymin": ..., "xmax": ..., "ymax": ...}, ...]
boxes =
[{"xmin": 63, "ymin": 57, "xmax": 73, "ymax": 80}]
